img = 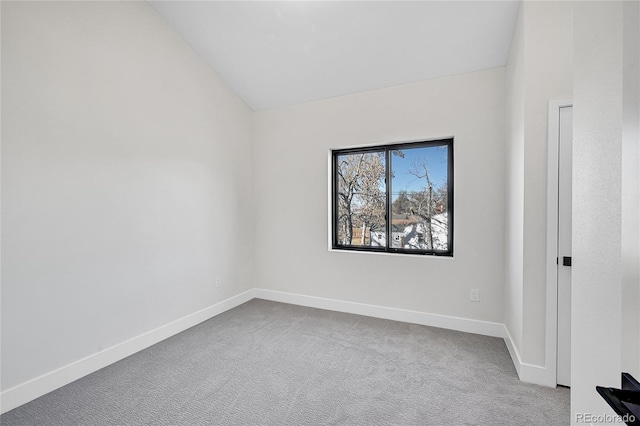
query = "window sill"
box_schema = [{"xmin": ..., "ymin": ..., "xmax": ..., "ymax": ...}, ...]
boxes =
[{"xmin": 329, "ymin": 248, "xmax": 454, "ymax": 259}]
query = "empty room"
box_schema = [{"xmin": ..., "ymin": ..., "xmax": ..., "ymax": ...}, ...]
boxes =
[{"xmin": 2, "ymin": 1, "xmax": 639, "ymax": 425}]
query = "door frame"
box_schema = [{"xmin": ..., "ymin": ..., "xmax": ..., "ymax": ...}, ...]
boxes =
[{"xmin": 545, "ymin": 99, "xmax": 573, "ymax": 387}]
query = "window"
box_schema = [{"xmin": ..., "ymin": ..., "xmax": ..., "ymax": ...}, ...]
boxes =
[{"xmin": 332, "ymin": 138, "xmax": 453, "ymax": 256}]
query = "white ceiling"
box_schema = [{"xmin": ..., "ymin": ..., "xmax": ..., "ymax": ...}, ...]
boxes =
[{"xmin": 149, "ymin": 1, "xmax": 520, "ymax": 111}]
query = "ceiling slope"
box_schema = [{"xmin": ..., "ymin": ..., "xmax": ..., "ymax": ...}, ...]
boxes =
[{"xmin": 149, "ymin": 1, "xmax": 520, "ymax": 111}]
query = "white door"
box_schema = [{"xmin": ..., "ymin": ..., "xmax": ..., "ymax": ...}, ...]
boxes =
[{"xmin": 557, "ymin": 105, "xmax": 573, "ymax": 387}]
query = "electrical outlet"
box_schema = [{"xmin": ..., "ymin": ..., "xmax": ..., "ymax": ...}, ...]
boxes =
[
  {"xmin": 470, "ymin": 289, "xmax": 480, "ymax": 302},
  {"xmin": 215, "ymin": 278, "xmax": 222, "ymax": 288}
]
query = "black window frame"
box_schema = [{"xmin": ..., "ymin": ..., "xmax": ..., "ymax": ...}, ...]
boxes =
[{"xmin": 331, "ymin": 138, "xmax": 454, "ymax": 256}]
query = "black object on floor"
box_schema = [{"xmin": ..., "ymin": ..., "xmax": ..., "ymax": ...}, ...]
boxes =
[{"xmin": 596, "ymin": 373, "xmax": 640, "ymax": 425}]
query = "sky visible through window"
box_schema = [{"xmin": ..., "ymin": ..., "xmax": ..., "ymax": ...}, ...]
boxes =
[{"xmin": 390, "ymin": 145, "xmax": 448, "ymax": 201}]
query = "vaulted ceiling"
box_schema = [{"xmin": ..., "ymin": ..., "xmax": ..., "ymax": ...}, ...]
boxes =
[{"xmin": 149, "ymin": 1, "xmax": 520, "ymax": 111}]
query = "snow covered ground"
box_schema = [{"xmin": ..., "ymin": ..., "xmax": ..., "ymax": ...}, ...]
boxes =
[{"xmin": 370, "ymin": 212, "xmax": 448, "ymax": 250}]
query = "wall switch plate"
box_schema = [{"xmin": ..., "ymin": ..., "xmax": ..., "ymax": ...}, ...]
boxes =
[
  {"xmin": 215, "ymin": 278, "xmax": 222, "ymax": 288},
  {"xmin": 470, "ymin": 289, "xmax": 480, "ymax": 302}
]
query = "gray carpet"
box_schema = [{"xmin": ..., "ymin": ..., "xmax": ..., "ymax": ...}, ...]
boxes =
[{"xmin": 1, "ymin": 299, "xmax": 569, "ymax": 425}]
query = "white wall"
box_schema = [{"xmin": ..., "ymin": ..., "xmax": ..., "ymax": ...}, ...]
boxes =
[
  {"xmin": 636, "ymin": 0, "xmax": 640, "ymax": 379},
  {"xmin": 621, "ymin": 0, "xmax": 640, "ymax": 380},
  {"xmin": 253, "ymin": 68, "xmax": 506, "ymax": 324},
  {"xmin": 571, "ymin": 0, "xmax": 624, "ymax": 420},
  {"xmin": 504, "ymin": 2, "xmax": 525, "ymax": 362},
  {"xmin": 504, "ymin": 1, "xmax": 573, "ymax": 372},
  {"xmin": 570, "ymin": 0, "xmax": 640, "ymax": 419},
  {"xmin": 1, "ymin": 0, "xmax": 253, "ymax": 395}
]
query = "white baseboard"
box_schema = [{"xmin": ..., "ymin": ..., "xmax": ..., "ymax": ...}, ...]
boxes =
[
  {"xmin": 3, "ymin": 288, "xmax": 554, "ymax": 414},
  {"xmin": 503, "ymin": 325, "xmax": 555, "ymax": 387},
  {"xmin": 254, "ymin": 288, "xmax": 505, "ymax": 338},
  {"xmin": 0, "ymin": 289, "xmax": 255, "ymax": 414}
]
